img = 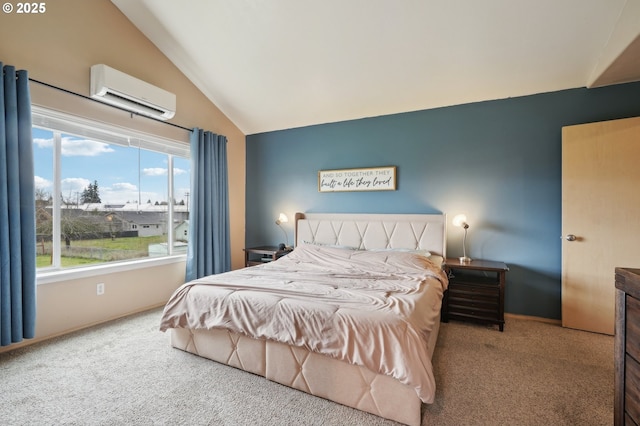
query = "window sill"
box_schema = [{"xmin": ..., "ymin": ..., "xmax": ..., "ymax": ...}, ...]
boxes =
[{"xmin": 36, "ymin": 255, "xmax": 186, "ymax": 285}]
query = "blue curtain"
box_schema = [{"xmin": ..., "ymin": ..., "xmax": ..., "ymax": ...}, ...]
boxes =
[
  {"xmin": 185, "ymin": 129, "xmax": 231, "ymax": 281},
  {"xmin": 0, "ymin": 63, "xmax": 36, "ymax": 346}
]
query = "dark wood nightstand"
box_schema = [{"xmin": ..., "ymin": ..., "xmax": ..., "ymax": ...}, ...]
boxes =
[
  {"xmin": 244, "ymin": 246, "xmax": 292, "ymax": 267},
  {"xmin": 442, "ymin": 258, "xmax": 509, "ymax": 331}
]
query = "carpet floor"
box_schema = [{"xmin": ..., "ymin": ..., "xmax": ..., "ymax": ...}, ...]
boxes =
[{"xmin": 0, "ymin": 309, "xmax": 613, "ymax": 425}]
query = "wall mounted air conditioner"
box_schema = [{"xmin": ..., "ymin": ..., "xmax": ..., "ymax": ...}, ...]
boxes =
[{"xmin": 90, "ymin": 64, "xmax": 176, "ymax": 120}]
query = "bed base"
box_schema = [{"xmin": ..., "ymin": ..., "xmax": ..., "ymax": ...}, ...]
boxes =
[{"xmin": 170, "ymin": 320, "xmax": 440, "ymax": 426}]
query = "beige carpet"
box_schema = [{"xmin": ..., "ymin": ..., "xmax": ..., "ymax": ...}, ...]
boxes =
[
  {"xmin": 0, "ymin": 309, "xmax": 613, "ymax": 425},
  {"xmin": 425, "ymin": 318, "xmax": 613, "ymax": 425}
]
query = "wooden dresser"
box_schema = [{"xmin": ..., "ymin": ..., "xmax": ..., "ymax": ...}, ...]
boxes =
[{"xmin": 615, "ymin": 267, "xmax": 640, "ymax": 425}]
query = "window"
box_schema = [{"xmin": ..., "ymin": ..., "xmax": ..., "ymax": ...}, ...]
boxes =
[{"xmin": 32, "ymin": 107, "xmax": 190, "ymax": 272}]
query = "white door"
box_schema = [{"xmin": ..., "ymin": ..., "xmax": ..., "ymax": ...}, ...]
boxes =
[{"xmin": 562, "ymin": 116, "xmax": 640, "ymax": 335}]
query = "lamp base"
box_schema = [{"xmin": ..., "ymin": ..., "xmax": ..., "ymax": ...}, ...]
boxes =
[{"xmin": 459, "ymin": 256, "xmax": 472, "ymax": 264}]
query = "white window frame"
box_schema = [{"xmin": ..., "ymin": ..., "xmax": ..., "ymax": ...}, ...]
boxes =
[{"xmin": 32, "ymin": 106, "xmax": 190, "ymax": 285}]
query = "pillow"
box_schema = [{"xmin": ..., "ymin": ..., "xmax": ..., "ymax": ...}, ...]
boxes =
[
  {"xmin": 301, "ymin": 241, "xmax": 358, "ymax": 250},
  {"xmin": 367, "ymin": 247, "xmax": 431, "ymax": 257}
]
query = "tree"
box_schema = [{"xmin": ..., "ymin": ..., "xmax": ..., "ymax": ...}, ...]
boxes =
[
  {"xmin": 35, "ymin": 188, "xmax": 53, "ymax": 252},
  {"xmin": 81, "ymin": 180, "xmax": 101, "ymax": 204},
  {"xmin": 60, "ymin": 210, "xmax": 106, "ymax": 244}
]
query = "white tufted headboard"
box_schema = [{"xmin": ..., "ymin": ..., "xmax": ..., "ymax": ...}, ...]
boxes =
[{"xmin": 294, "ymin": 212, "xmax": 447, "ymax": 257}]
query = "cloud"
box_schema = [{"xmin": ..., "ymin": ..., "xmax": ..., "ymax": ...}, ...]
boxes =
[
  {"xmin": 143, "ymin": 167, "xmax": 187, "ymax": 177},
  {"xmin": 101, "ymin": 183, "xmax": 161, "ymax": 205},
  {"xmin": 143, "ymin": 167, "xmax": 167, "ymax": 176},
  {"xmin": 61, "ymin": 177, "xmax": 90, "ymax": 195},
  {"xmin": 111, "ymin": 182, "xmax": 138, "ymax": 191},
  {"xmin": 34, "ymin": 138, "xmax": 52, "ymax": 148},
  {"xmin": 32, "ymin": 136, "xmax": 114, "ymax": 156},
  {"xmin": 34, "ymin": 175, "xmax": 52, "ymax": 190},
  {"xmin": 61, "ymin": 138, "xmax": 114, "ymax": 156}
]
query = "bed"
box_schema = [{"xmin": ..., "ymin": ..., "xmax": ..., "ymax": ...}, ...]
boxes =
[{"xmin": 160, "ymin": 213, "xmax": 448, "ymax": 426}]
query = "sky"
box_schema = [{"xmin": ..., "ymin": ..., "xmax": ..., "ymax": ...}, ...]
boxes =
[{"xmin": 32, "ymin": 128, "xmax": 190, "ymax": 206}]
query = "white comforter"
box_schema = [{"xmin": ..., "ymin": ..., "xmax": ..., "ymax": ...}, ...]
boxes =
[{"xmin": 160, "ymin": 243, "xmax": 448, "ymax": 403}]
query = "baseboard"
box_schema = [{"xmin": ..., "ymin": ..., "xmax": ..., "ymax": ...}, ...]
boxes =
[{"xmin": 505, "ymin": 312, "xmax": 562, "ymax": 325}]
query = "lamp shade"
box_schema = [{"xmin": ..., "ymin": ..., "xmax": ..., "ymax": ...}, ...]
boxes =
[
  {"xmin": 276, "ymin": 213, "xmax": 288, "ymax": 224},
  {"xmin": 452, "ymin": 214, "xmax": 468, "ymax": 227}
]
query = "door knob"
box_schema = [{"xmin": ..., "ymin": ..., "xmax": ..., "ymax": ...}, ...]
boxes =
[{"xmin": 564, "ymin": 234, "xmax": 577, "ymax": 241}]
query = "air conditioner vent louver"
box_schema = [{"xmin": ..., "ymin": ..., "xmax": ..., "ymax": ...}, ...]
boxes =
[{"xmin": 90, "ymin": 64, "xmax": 176, "ymax": 120}]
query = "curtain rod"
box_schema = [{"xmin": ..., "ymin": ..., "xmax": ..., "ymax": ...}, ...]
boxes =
[{"xmin": 28, "ymin": 78, "xmax": 193, "ymax": 133}]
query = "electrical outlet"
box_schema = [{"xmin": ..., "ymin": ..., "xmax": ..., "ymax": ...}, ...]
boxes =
[{"xmin": 96, "ymin": 282, "xmax": 105, "ymax": 296}]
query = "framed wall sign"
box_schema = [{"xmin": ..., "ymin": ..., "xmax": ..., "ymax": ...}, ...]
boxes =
[{"xmin": 318, "ymin": 166, "xmax": 396, "ymax": 192}]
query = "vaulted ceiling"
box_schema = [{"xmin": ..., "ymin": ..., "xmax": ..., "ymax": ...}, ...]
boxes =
[{"xmin": 112, "ymin": 0, "xmax": 640, "ymax": 135}]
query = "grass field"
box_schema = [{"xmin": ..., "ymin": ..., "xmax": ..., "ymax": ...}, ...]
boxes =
[{"xmin": 37, "ymin": 235, "xmax": 167, "ymax": 268}]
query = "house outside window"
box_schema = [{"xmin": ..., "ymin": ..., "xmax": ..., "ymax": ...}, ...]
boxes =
[{"xmin": 32, "ymin": 107, "xmax": 191, "ymax": 272}]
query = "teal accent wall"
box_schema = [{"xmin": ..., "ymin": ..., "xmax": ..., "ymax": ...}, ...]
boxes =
[{"xmin": 246, "ymin": 82, "xmax": 640, "ymax": 320}]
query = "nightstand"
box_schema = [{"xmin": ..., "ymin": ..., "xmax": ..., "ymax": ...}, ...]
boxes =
[
  {"xmin": 442, "ymin": 258, "xmax": 509, "ymax": 331},
  {"xmin": 244, "ymin": 246, "xmax": 292, "ymax": 267}
]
